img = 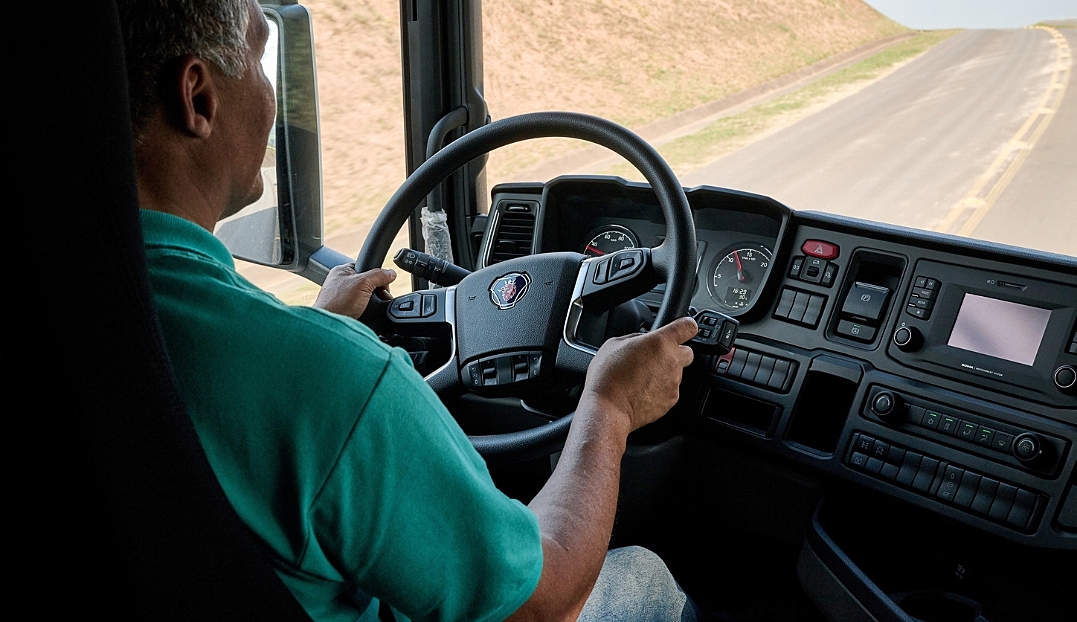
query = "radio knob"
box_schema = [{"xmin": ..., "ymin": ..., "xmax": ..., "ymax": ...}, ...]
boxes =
[
  {"xmin": 871, "ymin": 391, "xmax": 903, "ymax": 424},
  {"xmin": 893, "ymin": 326, "xmax": 923, "ymax": 352},
  {"xmin": 1012, "ymin": 432, "xmax": 1044, "ymax": 463},
  {"xmin": 1055, "ymin": 365, "xmax": 1076, "ymax": 394}
]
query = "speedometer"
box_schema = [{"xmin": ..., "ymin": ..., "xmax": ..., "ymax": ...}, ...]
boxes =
[
  {"xmin": 582, "ymin": 225, "xmax": 638, "ymax": 257},
  {"xmin": 709, "ymin": 244, "xmax": 772, "ymax": 310}
]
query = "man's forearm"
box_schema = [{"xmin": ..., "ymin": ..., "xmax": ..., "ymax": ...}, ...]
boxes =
[{"xmin": 507, "ymin": 394, "xmax": 630, "ymax": 621}]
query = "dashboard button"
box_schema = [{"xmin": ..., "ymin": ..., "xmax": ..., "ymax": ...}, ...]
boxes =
[
  {"xmin": 939, "ymin": 415, "xmax": 959, "ymax": 435},
  {"xmin": 975, "ymin": 426, "xmax": 995, "ymax": 446},
  {"xmin": 836, "ymin": 319, "xmax": 876, "ymax": 342},
  {"xmin": 767, "ymin": 359, "xmax": 792, "ymax": 390},
  {"xmin": 970, "ymin": 477, "xmax": 999, "ymax": 515},
  {"xmin": 905, "ymin": 305, "xmax": 929, "ymax": 319},
  {"xmin": 957, "ymin": 421, "xmax": 977, "ymax": 440},
  {"xmin": 802, "ymin": 240, "xmax": 839, "ymax": 259},
  {"xmin": 774, "ymin": 288, "xmax": 796, "ymax": 318},
  {"xmin": 922, "ymin": 410, "xmax": 941, "ymax": 429},
  {"xmin": 849, "ymin": 452, "xmax": 869, "ymax": 469},
  {"xmin": 842, "ymin": 282, "xmax": 891, "ymax": 322},
  {"xmin": 741, "ymin": 352, "xmax": 762, "ymax": 381},
  {"xmin": 954, "ymin": 471, "xmax": 982, "ymax": 508},
  {"xmin": 870, "ymin": 440, "xmax": 890, "ymax": 459},
  {"xmin": 886, "ymin": 445, "xmax": 906, "ymax": 465},
  {"xmin": 989, "ymin": 483, "xmax": 1018, "ymax": 521},
  {"xmin": 896, "ymin": 451, "xmax": 922, "ymax": 486},
  {"xmin": 924, "ymin": 278, "xmax": 940, "ymax": 290},
  {"xmin": 914, "ymin": 276, "xmax": 927, "ymax": 288},
  {"xmin": 802, "ymin": 294, "xmax": 825, "ymax": 327},
  {"xmin": 1006, "ymin": 489, "xmax": 1037, "ymax": 530},
  {"xmin": 880, "ymin": 461, "xmax": 899, "ymax": 480},
  {"xmin": 866, "ymin": 457, "xmax": 884, "ymax": 474},
  {"xmin": 753, "ymin": 355, "xmax": 776, "ymax": 386},
  {"xmin": 907, "ymin": 405, "xmax": 926, "ymax": 425},
  {"xmin": 913, "ymin": 457, "xmax": 939, "ymax": 492},
  {"xmin": 991, "ymin": 431, "xmax": 1013, "ymax": 452},
  {"xmin": 801, "ymin": 257, "xmax": 826, "ymax": 283},
  {"xmin": 911, "ymin": 287, "xmax": 937, "ymax": 300},
  {"xmin": 820, "ymin": 263, "xmax": 837, "ymax": 287},
  {"xmin": 936, "ymin": 465, "xmax": 964, "ymax": 502},
  {"xmin": 855, "ymin": 434, "xmax": 875, "ymax": 453},
  {"xmin": 727, "ymin": 348, "xmax": 749, "ymax": 377},
  {"xmin": 788, "ymin": 292, "xmax": 810, "ymax": 323},
  {"xmin": 788, "ymin": 257, "xmax": 804, "ymax": 278}
]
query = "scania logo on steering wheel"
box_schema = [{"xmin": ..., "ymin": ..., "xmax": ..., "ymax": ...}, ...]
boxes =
[{"xmin": 489, "ymin": 272, "xmax": 532, "ymax": 310}]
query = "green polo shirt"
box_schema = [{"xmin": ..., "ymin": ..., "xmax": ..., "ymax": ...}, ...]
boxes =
[{"xmin": 141, "ymin": 210, "xmax": 542, "ymax": 622}]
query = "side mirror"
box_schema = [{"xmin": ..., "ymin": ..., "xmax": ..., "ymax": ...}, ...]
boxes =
[{"xmin": 215, "ymin": 1, "xmax": 323, "ymax": 273}]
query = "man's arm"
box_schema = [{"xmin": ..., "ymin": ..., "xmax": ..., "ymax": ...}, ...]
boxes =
[{"xmin": 507, "ymin": 317, "xmax": 698, "ymax": 621}]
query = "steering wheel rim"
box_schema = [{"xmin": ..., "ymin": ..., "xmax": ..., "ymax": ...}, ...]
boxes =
[{"xmin": 358, "ymin": 111, "xmax": 696, "ymax": 463}]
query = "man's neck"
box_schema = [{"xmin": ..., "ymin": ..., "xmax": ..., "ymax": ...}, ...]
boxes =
[{"xmin": 134, "ymin": 125, "xmax": 229, "ymax": 232}]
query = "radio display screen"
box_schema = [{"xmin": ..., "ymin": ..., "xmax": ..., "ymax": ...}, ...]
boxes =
[{"xmin": 947, "ymin": 294, "xmax": 1051, "ymax": 366}]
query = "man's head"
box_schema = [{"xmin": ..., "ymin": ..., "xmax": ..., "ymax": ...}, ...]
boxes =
[{"xmin": 118, "ymin": 0, "xmax": 275, "ymax": 229}]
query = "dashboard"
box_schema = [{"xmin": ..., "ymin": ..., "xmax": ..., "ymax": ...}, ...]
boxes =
[{"xmin": 477, "ymin": 175, "xmax": 1076, "ymax": 618}]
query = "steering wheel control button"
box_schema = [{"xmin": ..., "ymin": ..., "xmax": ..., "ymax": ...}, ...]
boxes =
[
  {"xmin": 390, "ymin": 293, "xmax": 422, "ymax": 319},
  {"xmin": 690, "ymin": 310, "xmax": 739, "ymax": 355},
  {"xmin": 893, "ymin": 325, "xmax": 923, "ymax": 351},
  {"xmin": 802, "ymin": 240, "xmax": 839, "ymax": 260},
  {"xmin": 606, "ymin": 249, "xmax": 644, "ymax": 282},
  {"xmin": 592, "ymin": 259, "xmax": 610, "ymax": 284},
  {"xmin": 421, "ymin": 294, "xmax": 437, "ymax": 318}
]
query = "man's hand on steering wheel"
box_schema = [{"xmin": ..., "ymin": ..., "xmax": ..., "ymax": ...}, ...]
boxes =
[
  {"xmin": 314, "ymin": 264, "xmax": 396, "ymax": 319},
  {"xmin": 578, "ymin": 317, "xmax": 698, "ymax": 436}
]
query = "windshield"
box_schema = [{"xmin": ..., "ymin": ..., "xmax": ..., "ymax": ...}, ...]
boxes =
[
  {"xmin": 481, "ymin": 1, "xmax": 1075, "ymax": 258},
  {"xmin": 238, "ymin": 1, "xmax": 1073, "ymax": 301}
]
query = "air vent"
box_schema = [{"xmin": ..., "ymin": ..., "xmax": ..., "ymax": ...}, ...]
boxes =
[{"xmin": 489, "ymin": 207, "xmax": 535, "ymax": 264}]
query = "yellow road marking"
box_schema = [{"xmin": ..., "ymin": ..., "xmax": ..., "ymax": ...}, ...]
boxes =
[{"xmin": 935, "ymin": 27, "xmax": 1071, "ymax": 237}]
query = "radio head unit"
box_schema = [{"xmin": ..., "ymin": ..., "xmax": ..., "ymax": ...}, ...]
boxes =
[{"xmin": 888, "ymin": 260, "xmax": 1077, "ymax": 408}]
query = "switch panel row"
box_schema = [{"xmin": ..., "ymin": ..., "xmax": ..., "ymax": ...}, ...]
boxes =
[
  {"xmin": 846, "ymin": 432, "xmax": 1045, "ymax": 533},
  {"xmin": 714, "ymin": 346, "xmax": 796, "ymax": 393}
]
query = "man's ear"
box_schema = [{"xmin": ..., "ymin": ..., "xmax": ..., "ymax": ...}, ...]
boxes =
[{"xmin": 173, "ymin": 56, "xmax": 218, "ymax": 139}]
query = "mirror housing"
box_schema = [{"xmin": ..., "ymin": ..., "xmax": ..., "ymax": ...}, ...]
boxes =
[{"xmin": 216, "ymin": 1, "xmax": 326, "ymax": 277}]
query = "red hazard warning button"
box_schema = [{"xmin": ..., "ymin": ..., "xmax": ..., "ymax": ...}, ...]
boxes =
[{"xmin": 802, "ymin": 240, "xmax": 839, "ymax": 259}]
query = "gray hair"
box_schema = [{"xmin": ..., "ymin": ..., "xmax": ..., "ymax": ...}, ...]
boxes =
[{"xmin": 117, "ymin": 0, "xmax": 252, "ymax": 137}]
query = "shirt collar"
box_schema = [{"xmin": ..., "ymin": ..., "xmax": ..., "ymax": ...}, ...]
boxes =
[{"xmin": 140, "ymin": 209, "xmax": 235, "ymax": 268}]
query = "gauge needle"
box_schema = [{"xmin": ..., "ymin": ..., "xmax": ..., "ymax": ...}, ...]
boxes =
[
  {"xmin": 734, "ymin": 251, "xmax": 746, "ymax": 282},
  {"xmin": 585, "ymin": 245, "xmax": 606, "ymax": 255}
]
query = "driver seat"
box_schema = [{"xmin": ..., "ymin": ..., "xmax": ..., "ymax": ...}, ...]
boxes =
[{"xmin": 12, "ymin": 2, "xmax": 311, "ymax": 618}]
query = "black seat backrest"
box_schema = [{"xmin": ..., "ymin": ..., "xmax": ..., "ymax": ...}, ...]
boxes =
[{"xmin": 12, "ymin": 2, "xmax": 311, "ymax": 618}]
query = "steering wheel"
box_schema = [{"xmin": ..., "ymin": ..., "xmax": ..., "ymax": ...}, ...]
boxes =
[{"xmin": 357, "ymin": 112, "xmax": 696, "ymax": 464}]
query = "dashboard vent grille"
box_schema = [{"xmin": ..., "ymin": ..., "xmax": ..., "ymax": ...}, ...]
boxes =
[{"xmin": 489, "ymin": 208, "xmax": 535, "ymax": 264}]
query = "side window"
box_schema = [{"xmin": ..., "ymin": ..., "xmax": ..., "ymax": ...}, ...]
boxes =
[{"xmin": 238, "ymin": 1, "xmax": 412, "ymax": 304}]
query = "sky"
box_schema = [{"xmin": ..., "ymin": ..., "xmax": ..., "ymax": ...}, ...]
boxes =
[{"xmin": 864, "ymin": 0, "xmax": 1076, "ymax": 29}]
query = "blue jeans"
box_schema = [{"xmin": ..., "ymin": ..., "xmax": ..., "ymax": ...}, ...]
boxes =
[{"xmin": 577, "ymin": 546, "xmax": 699, "ymax": 622}]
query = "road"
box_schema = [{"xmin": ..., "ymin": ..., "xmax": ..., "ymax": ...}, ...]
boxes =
[{"xmin": 681, "ymin": 27, "xmax": 1076, "ymax": 258}]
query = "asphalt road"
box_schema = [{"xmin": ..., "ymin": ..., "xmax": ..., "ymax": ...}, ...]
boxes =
[{"xmin": 681, "ymin": 28, "xmax": 1076, "ymax": 258}]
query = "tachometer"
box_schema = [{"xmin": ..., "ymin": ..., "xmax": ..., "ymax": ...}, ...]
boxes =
[
  {"xmin": 582, "ymin": 225, "xmax": 638, "ymax": 257},
  {"xmin": 709, "ymin": 244, "xmax": 772, "ymax": 310}
]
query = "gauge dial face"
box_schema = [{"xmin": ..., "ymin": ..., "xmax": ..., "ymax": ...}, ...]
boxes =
[
  {"xmin": 710, "ymin": 244, "xmax": 772, "ymax": 310},
  {"xmin": 582, "ymin": 225, "xmax": 639, "ymax": 257}
]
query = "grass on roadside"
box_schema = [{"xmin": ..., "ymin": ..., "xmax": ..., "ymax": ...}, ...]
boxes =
[{"xmin": 602, "ymin": 29, "xmax": 958, "ymax": 179}]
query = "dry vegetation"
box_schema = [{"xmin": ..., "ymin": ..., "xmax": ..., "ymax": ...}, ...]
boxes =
[{"xmin": 303, "ymin": 0, "xmax": 902, "ymax": 235}]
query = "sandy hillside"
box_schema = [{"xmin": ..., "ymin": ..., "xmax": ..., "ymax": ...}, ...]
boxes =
[{"xmin": 302, "ymin": 0, "xmax": 903, "ymax": 234}]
